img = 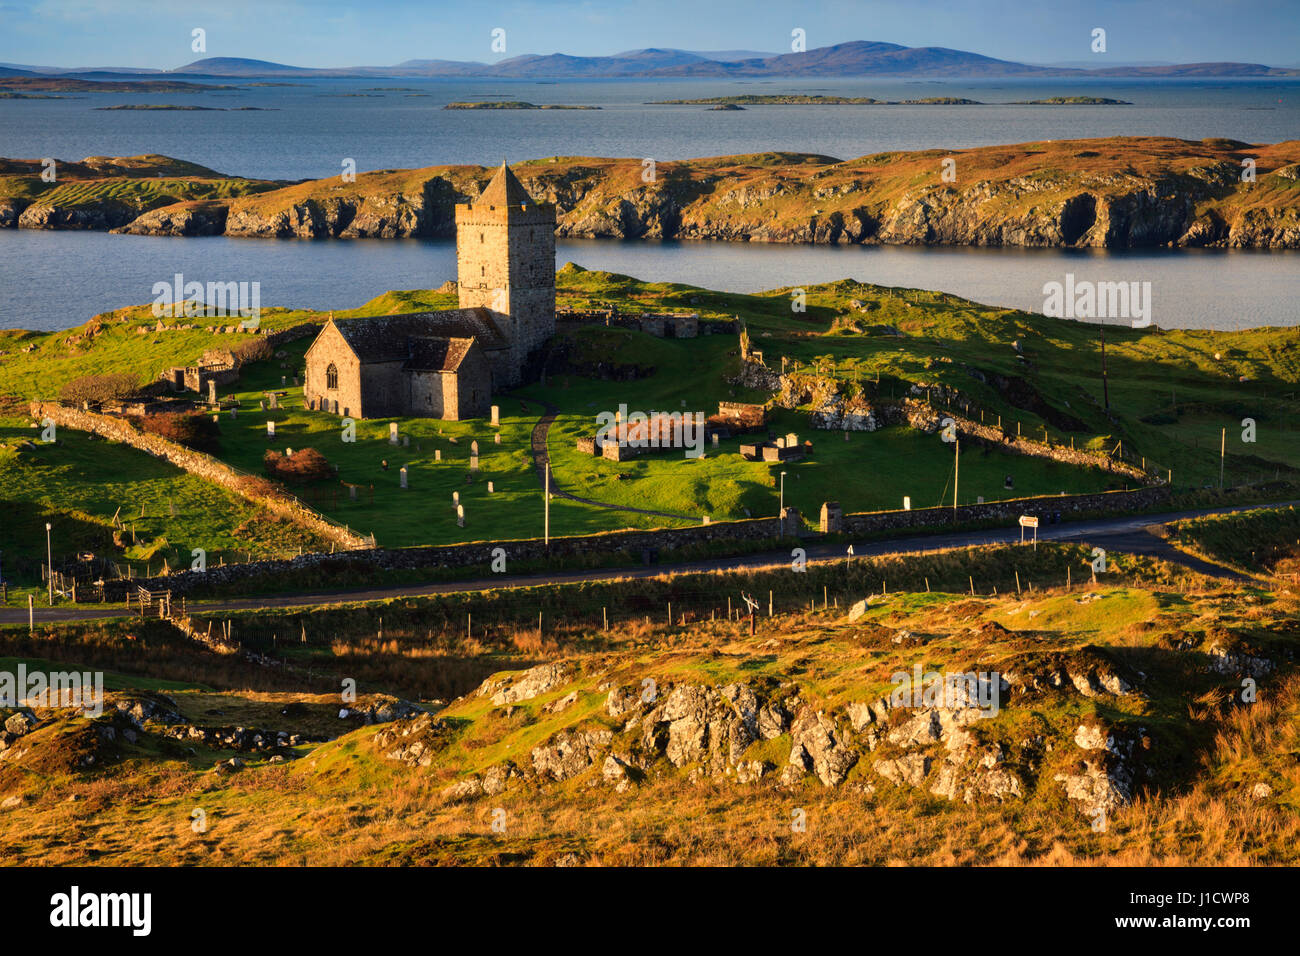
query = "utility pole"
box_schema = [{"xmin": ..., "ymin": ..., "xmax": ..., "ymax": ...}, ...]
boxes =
[
  {"xmin": 953, "ymin": 438, "xmax": 959, "ymax": 518},
  {"xmin": 1220, "ymin": 427, "xmax": 1226, "ymax": 489},
  {"xmin": 45, "ymin": 522, "xmax": 53, "ymax": 606},
  {"xmin": 779, "ymin": 470, "xmax": 787, "ymax": 537},
  {"xmin": 1100, "ymin": 326, "xmax": 1110, "ymax": 411},
  {"xmin": 544, "ymin": 465, "xmax": 550, "ymax": 546}
]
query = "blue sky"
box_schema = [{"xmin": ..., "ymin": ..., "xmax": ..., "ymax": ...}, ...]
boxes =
[{"xmin": 2, "ymin": 0, "xmax": 1297, "ymax": 69}]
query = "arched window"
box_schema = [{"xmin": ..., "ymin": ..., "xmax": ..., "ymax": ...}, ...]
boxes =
[{"xmin": 326, "ymin": 363, "xmax": 338, "ymax": 390}]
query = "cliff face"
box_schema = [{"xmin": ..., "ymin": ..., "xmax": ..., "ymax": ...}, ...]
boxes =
[{"xmin": 6, "ymin": 137, "xmax": 1300, "ymax": 248}]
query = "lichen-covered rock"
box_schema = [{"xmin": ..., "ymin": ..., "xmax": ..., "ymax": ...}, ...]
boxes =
[
  {"xmin": 373, "ymin": 713, "xmax": 458, "ymax": 767},
  {"xmin": 483, "ymin": 663, "xmax": 573, "ymax": 706},
  {"xmin": 874, "ymin": 753, "xmax": 931, "ymax": 788},
  {"xmin": 788, "ymin": 709, "xmax": 858, "ymax": 787},
  {"xmin": 531, "ymin": 728, "xmax": 612, "ymax": 781}
]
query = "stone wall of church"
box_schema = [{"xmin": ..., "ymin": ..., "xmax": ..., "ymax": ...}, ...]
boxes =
[{"xmin": 303, "ymin": 324, "xmax": 363, "ymax": 417}]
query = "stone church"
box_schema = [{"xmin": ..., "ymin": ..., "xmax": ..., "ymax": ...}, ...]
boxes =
[{"xmin": 302, "ymin": 162, "xmax": 555, "ymax": 420}]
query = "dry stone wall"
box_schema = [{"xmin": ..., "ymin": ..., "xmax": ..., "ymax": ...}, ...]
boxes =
[{"xmin": 114, "ymin": 486, "xmax": 1169, "ymax": 597}]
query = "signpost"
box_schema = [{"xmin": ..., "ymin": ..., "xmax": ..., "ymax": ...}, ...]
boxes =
[{"xmin": 1019, "ymin": 514, "xmax": 1039, "ymax": 549}]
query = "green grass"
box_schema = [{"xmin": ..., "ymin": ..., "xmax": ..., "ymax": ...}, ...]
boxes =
[{"xmin": 0, "ymin": 419, "xmax": 327, "ymax": 585}]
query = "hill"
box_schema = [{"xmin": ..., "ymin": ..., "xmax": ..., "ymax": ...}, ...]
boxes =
[
  {"xmin": 4, "ymin": 137, "xmax": 1296, "ymax": 249},
  {"xmin": 0, "ymin": 526, "xmax": 1297, "ymax": 865}
]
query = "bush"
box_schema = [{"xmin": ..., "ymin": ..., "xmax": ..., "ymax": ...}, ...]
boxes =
[
  {"xmin": 58, "ymin": 373, "xmax": 140, "ymax": 406},
  {"xmin": 264, "ymin": 447, "xmax": 333, "ymax": 485},
  {"xmin": 230, "ymin": 337, "xmax": 273, "ymax": 366},
  {"xmin": 132, "ymin": 412, "xmax": 221, "ymax": 452}
]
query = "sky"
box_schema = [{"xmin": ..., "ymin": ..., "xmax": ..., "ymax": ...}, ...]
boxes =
[{"xmin": 1, "ymin": 0, "xmax": 1297, "ymax": 69}]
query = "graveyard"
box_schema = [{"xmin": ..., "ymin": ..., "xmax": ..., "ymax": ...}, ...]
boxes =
[{"xmin": 2, "ymin": 266, "xmax": 1300, "ymax": 595}]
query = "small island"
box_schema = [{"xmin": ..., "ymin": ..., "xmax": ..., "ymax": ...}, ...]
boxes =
[
  {"xmin": 443, "ymin": 101, "xmax": 601, "ymax": 110},
  {"xmin": 94, "ymin": 104, "xmax": 276, "ymax": 111},
  {"xmin": 651, "ymin": 93, "xmax": 1131, "ymax": 106},
  {"xmin": 1008, "ymin": 96, "xmax": 1132, "ymax": 105}
]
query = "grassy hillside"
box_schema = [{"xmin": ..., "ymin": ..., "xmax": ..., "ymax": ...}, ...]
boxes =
[{"xmin": 0, "ymin": 528, "xmax": 1296, "ymax": 866}]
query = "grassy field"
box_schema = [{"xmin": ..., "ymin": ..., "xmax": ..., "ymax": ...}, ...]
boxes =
[{"xmin": 0, "ymin": 416, "xmax": 332, "ymax": 595}]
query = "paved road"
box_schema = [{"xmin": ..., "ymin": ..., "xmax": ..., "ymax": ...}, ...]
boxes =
[{"xmin": 3, "ymin": 499, "xmax": 1285, "ymax": 625}]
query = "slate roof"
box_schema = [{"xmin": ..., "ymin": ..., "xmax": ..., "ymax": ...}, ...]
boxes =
[
  {"xmin": 331, "ymin": 309, "xmax": 508, "ymax": 363},
  {"xmin": 477, "ymin": 161, "xmax": 534, "ymax": 208},
  {"xmin": 404, "ymin": 336, "xmax": 477, "ymax": 373}
]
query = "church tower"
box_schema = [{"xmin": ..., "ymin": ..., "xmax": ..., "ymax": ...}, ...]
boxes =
[{"xmin": 455, "ymin": 161, "xmax": 556, "ymax": 387}]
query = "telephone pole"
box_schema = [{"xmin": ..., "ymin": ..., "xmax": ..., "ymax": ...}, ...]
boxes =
[
  {"xmin": 953, "ymin": 438, "xmax": 960, "ymax": 518},
  {"xmin": 1100, "ymin": 326, "xmax": 1110, "ymax": 411}
]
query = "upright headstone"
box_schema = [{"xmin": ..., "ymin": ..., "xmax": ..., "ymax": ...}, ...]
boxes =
[
  {"xmin": 268, "ymin": 392, "xmax": 277, "ymax": 410},
  {"xmin": 259, "ymin": 399, "xmax": 266, "ymax": 411},
  {"xmin": 207, "ymin": 380, "xmax": 217, "ymax": 405},
  {"xmin": 702, "ymin": 515, "xmax": 710, "ymax": 525},
  {"xmin": 266, "ymin": 421, "xmax": 275, "ymax": 438},
  {"xmin": 712, "ymin": 433, "xmax": 719, "ymax": 447},
  {"xmin": 487, "ymin": 481, "xmax": 494, "ymax": 493},
  {"xmin": 471, "ymin": 440, "xmax": 479, "ymax": 456},
  {"xmin": 903, "ymin": 496, "xmax": 911, "ymax": 511},
  {"xmin": 230, "ymin": 408, "xmax": 237, "ymax": 419},
  {"xmin": 456, "ymin": 504, "xmax": 464, "ymax": 528},
  {"xmin": 399, "ymin": 466, "xmax": 408, "ymax": 489},
  {"xmin": 402, "ymin": 435, "xmax": 409, "ymax": 447},
  {"xmin": 389, "ymin": 423, "xmax": 399, "ymax": 445},
  {"xmin": 490, "ymin": 405, "xmax": 500, "ymax": 427},
  {"xmin": 494, "ymin": 433, "xmax": 501, "ymax": 445},
  {"xmin": 470, "ymin": 454, "xmax": 479, "ymax": 473},
  {"xmin": 435, "ymin": 449, "xmax": 442, "ymax": 462},
  {"xmin": 280, "ymin": 375, "xmax": 286, "ymax": 387},
  {"xmin": 452, "ymin": 491, "xmax": 459, "ymax": 506}
]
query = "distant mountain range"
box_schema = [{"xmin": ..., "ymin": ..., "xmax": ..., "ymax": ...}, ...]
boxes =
[{"xmin": 2, "ymin": 42, "xmax": 1296, "ymax": 80}]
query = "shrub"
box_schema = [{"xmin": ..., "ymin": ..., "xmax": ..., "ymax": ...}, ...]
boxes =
[
  {"xmin": 230, "ymin": 337, "xmax": 273, "ymax": 366},
  {"xmin": 264, "ymin": 447, "xmax": 332, "ymax": 484},
  {"xmin": 58, "ymin": 373, "xmax": 140, "ymax": 406},
  {"xmin": 132, "ymin": 412, "xmax": 221, "ymax": 452}
]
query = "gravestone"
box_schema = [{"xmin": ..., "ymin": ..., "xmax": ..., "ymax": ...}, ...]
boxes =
[
  {"xmin": 280, "ymin": 376, "xmax": 286, "ymax": 387},
  {"xmin": 266, "ymin": 421, "xmax": 275, "ymax": 438},
  {"xmin": 402, "ymin": 435, "xmax": 409, "ymax": 447},
  {"xmin": 230, "ymin": 408, "xmax": 237, "ymax": 419},
  {"xmin": 487, "ymin": 481, "xmax": 494, "ymax": 493},
  {"xmin": 349, "ymin": 485, "xmax": 358, "ymax": 500},
  {"xmin": 207, "ymin": 380, "xmax": 217, "ymax": 404},
  {"xmin": 471, "ymin": 440, "xmax": 479, "ymax": 456},
  {"xmin": 712, "ymin": 433, "xmax": 719, "ymax": 447},
  {"xmin": 490, "ymin": 405, "xmax": 500, "ymax": 426},
  {"xmin": 435, "ymin": 449, "xmax": 442, "ymax": 462},
  {"xmin": 456, "ymin": 504, "xmax": 464, "ymax": 528},
  {"xmin": 470, "ymin": 454, "xmax": 479, "ymax": 472},
  {"xmin": 399, "ymin": 466, "xmax": 408, "ymax": 489},
  {"xmin": 903, "ymin": 496, "xmax": 911, "ymax": 510},
  {"xmin": 268, "ymin": 392, "xmax": 277, "ymax": 410},
  {"xmin": 452, "ymin": 491, "xmax": 459, "ymax": 506},
  {"xmin": 494, "ymin": 433, "xmax": 501, "ymax": 445},
  {"xmin": 389, "ymin": 423, "xmax": 399, "ymax": 445},
  {"xmin": 702, "ymin": 516, "xmax": 710, "ymax": 525},
  {"xmin": 259, "ymin": 400, "xmax": 266, "ymax": 411}
]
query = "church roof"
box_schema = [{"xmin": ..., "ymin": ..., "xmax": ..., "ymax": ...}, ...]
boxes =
[
  {"xmin": 404, "ymin": 336, "xmax": 477, "ymax": 373},
  {"xmin": 476, "ymin": 160, "xmax": 534, "ymax": 208},
  {"xmin": 331, "ymin": 309, "xmax": 508, "ymax": 362}
]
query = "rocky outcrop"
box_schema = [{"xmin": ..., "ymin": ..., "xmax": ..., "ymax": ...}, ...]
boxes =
[
  {"xmin": 11, "ymin": 138, "xmax": 1298, "ymax": 248},
  {"xmin": 478, "ymin": 662, "xmax": 573, "ymax": 706}
]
